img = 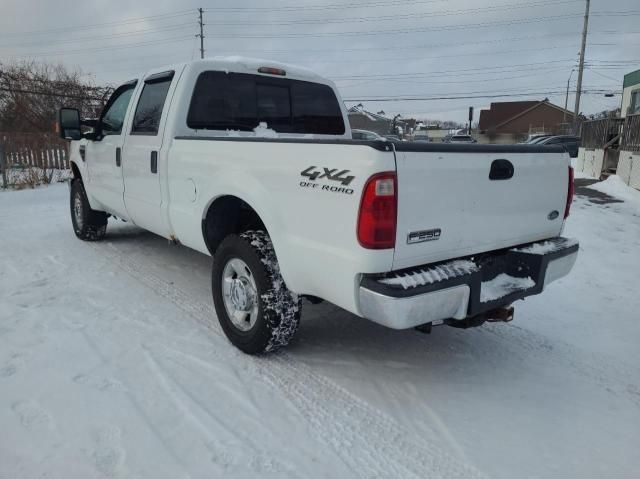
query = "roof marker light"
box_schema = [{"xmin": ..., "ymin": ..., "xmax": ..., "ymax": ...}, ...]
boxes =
[{"xmin": 258, "ymin": 67, "xmax": 286, "ymax": 76}]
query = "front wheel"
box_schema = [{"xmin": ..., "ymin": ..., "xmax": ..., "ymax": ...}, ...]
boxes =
[
  {"xmin": 70, "ymin": 180, "xmax": 108, "ymax": 241},
  {"xmin": 212, "ymin": 231, "xmax": 301, "ymax": 354}
]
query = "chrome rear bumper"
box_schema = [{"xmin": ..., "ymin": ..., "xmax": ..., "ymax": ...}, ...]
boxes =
[{"xmin": 359, "ymin": 237, "xmax": 578, "ymax": 330}]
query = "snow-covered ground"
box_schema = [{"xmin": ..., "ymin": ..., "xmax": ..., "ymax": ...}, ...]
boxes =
[{"xmin": 1, "ymin": 181, "xmax": 639, "ymax": 479}]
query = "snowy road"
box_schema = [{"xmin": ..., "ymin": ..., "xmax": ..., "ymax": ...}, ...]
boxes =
[{"xmin": 1, "ymin": 182, "xmax": 639, "ymax": 479}]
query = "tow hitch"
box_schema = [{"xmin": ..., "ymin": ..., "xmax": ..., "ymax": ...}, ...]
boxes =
[{"xmin": 415, "ymin": 306, "xmax": 514, "ymax": 333}]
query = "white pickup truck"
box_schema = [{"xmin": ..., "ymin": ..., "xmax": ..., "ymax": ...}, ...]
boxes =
[{"xmin": 58, "ymin": 57, "xmax": 578, "ymax": 354}]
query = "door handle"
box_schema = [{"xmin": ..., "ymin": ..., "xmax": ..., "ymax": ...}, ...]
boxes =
[
  {"xmin": 79, "ymin": 145, "xmax": 86, "ymax": 162},
  {"xmin": 489, "ymin": 159, "xmax": 514, "ymax": 180},
  {"xmin": 116, "ymin": 147, "xmax": 121, "ymax": 167},
  {"xmin": 150, "ymin": 151, "xmax": 158, "ymax": 174}
]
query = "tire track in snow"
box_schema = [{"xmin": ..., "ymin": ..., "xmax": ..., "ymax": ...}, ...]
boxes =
[
  {"xmin": 96, "ymin": 241, "xmax": 487, "ymax": 479},
  {"xmin": 480, "ymin": 323, "xmax": 640, "ymax": 406},
  {"xmin": 142, "ymin": 345, "xmax": 295, "ymax": 476}
]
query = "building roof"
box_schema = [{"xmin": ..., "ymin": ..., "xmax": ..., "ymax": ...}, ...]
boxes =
[
  {"xmin": 623, "ymin": 69, "xmax": 640, "ymax": 89},
  {"xmin": 478, "ymin": 101, "xmax": 538, "ymax": 131},
  {"xmin": 478, "ymin": 99, "xmax": 574, "ymax": 132},
  {"xmin": 347, "ymin": 106, "xmax": 391, "ymax": 123}
]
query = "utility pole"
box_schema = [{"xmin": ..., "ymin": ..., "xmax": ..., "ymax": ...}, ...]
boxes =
[
  {"xmin": 197, "ymin": 8, "xmax": 205, "ymax": 59},
  {"xmin": 564, "ymin": 68, "xmax": 575, "ymax": 124},
  {"xmin": 573, "ymin": 0, "xmax": 590, "ymax": 129}
]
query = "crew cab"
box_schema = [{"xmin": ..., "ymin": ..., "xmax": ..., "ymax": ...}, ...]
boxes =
[{"xmin": 58, "ymin": 57, "xmax": 578, "ymax": 354}]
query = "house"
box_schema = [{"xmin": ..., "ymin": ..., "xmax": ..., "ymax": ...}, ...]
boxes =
[
  {"xmin": 575, "ymin": 68, "xmax": 640, "ymax": 190},
  {"xmin": 477, "ymin": 99, "xmax": 575, "ymax": 144},
  {"xmin": 413, "ymin": 123, "xmax": 455, "ymax": 142},
  {"xmin": 347, "ymin": 106, "xmax": 410, "ymax": 137},
  {"xmin": 621, "ymin": 68, "xmax": 640, "ymax": 117}
]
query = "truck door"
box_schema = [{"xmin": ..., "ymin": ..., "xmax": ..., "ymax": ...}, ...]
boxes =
[
  {"xmin": 122, "ymin": 69, "xmax": 178, "ymax": 236},
  {"xmin": 85, "ymin": 81, "xmax": 137, "ymax": 219}
]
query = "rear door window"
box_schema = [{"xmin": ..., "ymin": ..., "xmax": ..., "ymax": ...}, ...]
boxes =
[
  {"xmin": 132, "ymin": 72, "xmax": 174, "ymax": 135},
  {"xmin": 187, "ymin": 71, "xmax": 345, "ymax": 135}
]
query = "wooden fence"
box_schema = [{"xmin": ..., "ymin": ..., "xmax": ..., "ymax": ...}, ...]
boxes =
[
  {"xmin": 0, "ymin": 132, "xmax": 69, "ymax": 170},
  {"xmin": 580, "ymin": 118, "xmax": 624, "ymax": 149},
  {"xmin": 620, "ymin": 114, "xmax": 640, "ymax": 153}
]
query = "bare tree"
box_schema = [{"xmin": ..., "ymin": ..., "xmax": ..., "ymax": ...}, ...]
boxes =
[{"xmin": 0, "ymin": 60, "xmax": 112, "ymax": 133}]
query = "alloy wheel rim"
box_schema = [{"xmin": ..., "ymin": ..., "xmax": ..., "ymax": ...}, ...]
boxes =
[
  {"xmin": 74, "ymin": 195, "xmax": 84, "ymax": 230},
  {"xmin": 222, "ymin": 258, "xmax": 259, "ymax": 331}
]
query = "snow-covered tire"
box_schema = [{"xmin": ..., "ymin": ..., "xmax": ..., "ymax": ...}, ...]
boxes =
[
  {"xmin": 70, "ymin": 179, "xmax": 108, "ymax": 241},
  {"xmin": 212, "ymin": 230, "xmax": 301, "ymax": 354}
]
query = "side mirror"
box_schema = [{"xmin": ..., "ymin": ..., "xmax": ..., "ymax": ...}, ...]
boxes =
[{"xmin": 58, "ymin": 108, "xmax": 81, "ymax": 141}]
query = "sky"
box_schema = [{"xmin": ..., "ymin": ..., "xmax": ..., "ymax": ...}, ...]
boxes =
[{"xmin": 0, "ymin": 0, "xmax": 638, "ymax": 123}]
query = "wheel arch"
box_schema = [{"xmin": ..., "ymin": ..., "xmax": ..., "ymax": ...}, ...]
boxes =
[
  {"xmin": 201, "ymin": 194, "xmax": 270, "ymax": 256},
  {"xmin": 70, "ymin": 161, "xmax": 82, "ymax": 181}
]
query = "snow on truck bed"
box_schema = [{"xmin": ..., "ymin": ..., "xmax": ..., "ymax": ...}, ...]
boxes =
[{"xmin": 1, "ymin": 181, "xmax": 639, "ymax": 479}]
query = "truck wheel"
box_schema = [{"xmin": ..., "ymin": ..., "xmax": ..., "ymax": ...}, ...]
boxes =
[
  {"xmin": 212, "ymin": 231, "xmax": 301, "ymax": 354},
  {"xmin": 70, "ymin": 179, "xmax": 108, "ymax": 241}
]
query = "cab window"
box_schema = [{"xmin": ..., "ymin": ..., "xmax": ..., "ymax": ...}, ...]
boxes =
[
  {"xmin": 101, "ymin": 84, "xmax": 136, "ymax": 136},
  {"xmin": 187, "ymin": 71, "xmax": 345, "ymax": 135}
]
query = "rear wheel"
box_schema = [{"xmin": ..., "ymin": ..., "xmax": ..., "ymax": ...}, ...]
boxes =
[
  {"xmin": 70, "ymin": 180, "xmax": 108, "ymax": 241},
  {"xmin": 212, "ymin": 231, "xmax": 301, "ymax": 354}
]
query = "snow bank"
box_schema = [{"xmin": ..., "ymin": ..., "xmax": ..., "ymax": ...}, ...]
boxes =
[{"xmin": 589, "ymin": 175, "xmax": 640, "ymax": 207}]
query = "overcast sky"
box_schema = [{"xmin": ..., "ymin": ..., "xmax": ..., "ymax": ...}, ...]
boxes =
[{"xmin": 1, "ymin": 0, "xmax": 637, "ymax": 123}]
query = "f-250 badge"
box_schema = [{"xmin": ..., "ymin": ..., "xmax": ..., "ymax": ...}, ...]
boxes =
[{"xmin": 299, "ymin": 166, "xmax": 355, "ymax": 195}]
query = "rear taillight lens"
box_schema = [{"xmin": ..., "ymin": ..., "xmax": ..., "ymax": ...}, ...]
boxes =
[
  {"xmin": 564, "ymin": 166, "xmax": 574, "ymax": 219},
  {"xmin": 357, "ymin": 172, "xmax": 397, "ymax": 249}
]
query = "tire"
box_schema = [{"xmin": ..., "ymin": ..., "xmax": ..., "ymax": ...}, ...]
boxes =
[
  {"xmin": 212, "ymin": 230, "xmax": 301, "ymax": 354},
  {"xmin": 70, "ymin": 179, "xmax": 108, "ymax": 241}
]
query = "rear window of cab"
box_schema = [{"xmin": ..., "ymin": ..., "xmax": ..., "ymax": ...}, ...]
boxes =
[{"xmin": 187, "ymin": 71, "xmax": 345, "ymax": 135}]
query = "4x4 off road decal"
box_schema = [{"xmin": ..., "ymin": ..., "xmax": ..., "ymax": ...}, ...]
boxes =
[{"xmin": 299, "ymin": 166, "xmax": 355, "ymax": 195}]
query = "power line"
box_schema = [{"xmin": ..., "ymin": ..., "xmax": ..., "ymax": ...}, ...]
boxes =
[
  {"xmin": 204, "ymin": 0, "xmax": 582, "ymax": 26},
  {"xmin": 205, "ymin": 0, "xmax": 450, "ymax": 12},
  {"xmin": 332, "ymin": 60, "xmax": 577, "ymax": 80},
  {"xmin": 0, "ymin": 86, "xmax": 104, "ymax": 101},
  {"xmin": 586, "ymin": 67, "xmax": 624, "ymax": 83},
  {"xmin": 0, "ymin": 22, "xmax": 194, "ymax": 49},
  {"xmin": 332, "ymin": 58, "xmax": 638, "ymax": 82},
  {"xmin": 203, "ymin": 14, "xmax": 585, "ymax": 38},
  {"xmin": 336, "ymin": 68, "xmax": 574, "ymax": 87},
  {"xmin": 343, "ymin": 90, "xmax": 619, "ymax": 102},
  {"xmin": 203, "ymin": 29, "xmax": 634, "ymax": 55},
  {"xmin": 0, "ymin": 9, "xmax": 194, "ymax": 38},
  {"xmin": 1, "ymin": 35, "xmax": 194, "ymax": 58},
  {"xmin": 309, "ymin": 45, "xmax": 577, "ymax": 66}
]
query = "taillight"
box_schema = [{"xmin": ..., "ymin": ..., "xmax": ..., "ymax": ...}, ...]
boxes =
[
  {"xmin": 564, "ymin": 166, "xmax": 574, "ymax": 219},
  {"xmin": 357, "ymin": 172, "xmax": 397, "ymax": 249}
]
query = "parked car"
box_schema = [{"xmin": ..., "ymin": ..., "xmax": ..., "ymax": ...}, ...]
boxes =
[
  {"xmin": 445, "ymin": 134, "xmax": 476, "ymax": 143},
  {"xmin": 58, "ymin": 57, "xmax": 578, "ymax": 354},
  {"xmin": 383, "ymin": 134, "xmax": 401, "ymax": 141},
  {"xmin": 352, "ymin": 129, "xmax": 384, "ymax": 141},
  {"xmin": 525, "ymin": 135, "xmax": 552, "ymax": 144},
  {"xmin": 536, "ymin": 135, "xmax": 580, "ymax": 157}
]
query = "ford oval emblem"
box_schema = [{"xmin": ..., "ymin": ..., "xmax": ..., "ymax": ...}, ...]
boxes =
[{"xmin": 548, "ymin": 210, "xmax": 560, "ymax": 220}]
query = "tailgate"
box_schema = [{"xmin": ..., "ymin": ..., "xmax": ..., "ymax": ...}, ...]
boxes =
[{"xmin": 392, "ymin": 145, "xmax": 569, "ymax": 270}]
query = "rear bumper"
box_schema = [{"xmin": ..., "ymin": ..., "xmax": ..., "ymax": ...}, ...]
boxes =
[{"xmin": 358, "ymin": 237, "xmax": 578, "ymax": 329}]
